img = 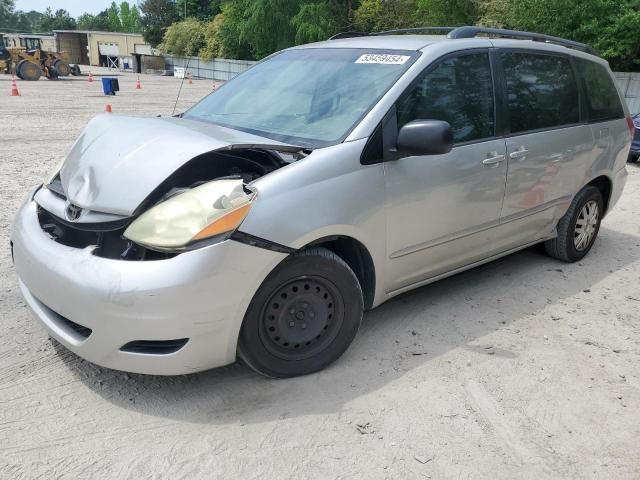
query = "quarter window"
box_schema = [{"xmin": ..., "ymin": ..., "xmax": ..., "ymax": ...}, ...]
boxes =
[
  {"xmin": 574, "ymin": 58, "xmax": 624, "ymax": 122},
  {"xmin": 501, "ymin": 52, "xmax": 579, "ymax": 133},
  {"xmin": 396, "ymin": 53, "xmax": 495, "ymax": 143}
]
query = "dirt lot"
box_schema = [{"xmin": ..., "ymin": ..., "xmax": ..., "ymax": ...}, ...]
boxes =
[{"xmin": 1, "ymin": 68, "xmax": 639, "ymax": 479}]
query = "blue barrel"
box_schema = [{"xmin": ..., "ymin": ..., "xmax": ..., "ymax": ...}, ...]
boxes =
[{"xmin": 101, "ymin": 77, "xmax": 120, "ymax": 96}]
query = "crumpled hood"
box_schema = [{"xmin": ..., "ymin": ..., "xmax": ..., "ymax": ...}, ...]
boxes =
[{"xmin": 60, "ymin": 114, "xmax": 297, "ymax": 216}]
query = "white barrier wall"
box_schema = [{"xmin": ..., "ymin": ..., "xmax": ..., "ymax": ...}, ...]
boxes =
[
  {"xmin": 164, "ymin": 55, "xmax": 257, "ymax": 81},
  {"xmin": 614, "ymin": 73, "xmax": 640, "ymax": 114}
]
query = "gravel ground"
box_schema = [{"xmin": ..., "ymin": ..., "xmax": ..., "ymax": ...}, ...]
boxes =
[{"xmin": 1, "ymin": 68, "xmax": 639, "ymax": 480}]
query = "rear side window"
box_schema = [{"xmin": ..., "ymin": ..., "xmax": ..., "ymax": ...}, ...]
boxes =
[
  {"xmin": 575, "ymin": 59, "xmax": 624, "ymax": 122},
  {"xmin": 396, "ymin": 52, "xmax": 495, "ymax": 143},
  {"xmin": 501, "ymin": 52, "xmax": 579, "ymax": 134}
]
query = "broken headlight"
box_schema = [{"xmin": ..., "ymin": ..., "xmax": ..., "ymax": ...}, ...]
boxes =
[{"xmin": 123, "ymin": 179, "xmax": 255, "ymax": 251}]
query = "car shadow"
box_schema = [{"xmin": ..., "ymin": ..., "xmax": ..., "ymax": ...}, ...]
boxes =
[{"xmin": 54, "ymin": 225, "xmax": 640, "ymax": 425}]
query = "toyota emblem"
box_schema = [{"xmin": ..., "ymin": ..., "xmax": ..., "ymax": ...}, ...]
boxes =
[{"xmin": 65, "ymin": 203, "xmax": 83, "ymax": 221}]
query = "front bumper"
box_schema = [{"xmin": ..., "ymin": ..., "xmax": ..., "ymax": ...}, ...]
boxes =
[{"xmin": 11, "ymin": 195, "xmax": 286, "ymax": 375}]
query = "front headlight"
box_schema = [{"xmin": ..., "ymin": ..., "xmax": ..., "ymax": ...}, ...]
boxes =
[{"xmin": 123, "ymin": 179, "xmax": 255, "ymax": 251}]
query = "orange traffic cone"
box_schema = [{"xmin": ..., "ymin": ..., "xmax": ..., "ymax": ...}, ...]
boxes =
[
  {"xmin": 88, "ymin": 71, "xmax": 94, "ymax": 83},
  {"xmin": 105, "ymin": 104, "xmax": 112, "ymax": 113},
  {"xmin": 10, "ymin": 76, "xmax": 20, "ymax": 96},
  {"xmin": 135, "ymin": 77, "xmax": 141, "ymax": 89}
]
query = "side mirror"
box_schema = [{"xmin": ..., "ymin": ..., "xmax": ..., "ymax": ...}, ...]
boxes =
[{"xmin": 396, "ymin": 120, "xmax": 454, "ymax": 156}]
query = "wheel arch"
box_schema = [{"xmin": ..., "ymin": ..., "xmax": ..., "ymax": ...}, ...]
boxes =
[
  {"xmin": 304, "ymin": 235, "xmax": 376, "ymax": 310},
  {"xmin": 585, "ymin": 175, "xmax": 612, "ymax": 214}
]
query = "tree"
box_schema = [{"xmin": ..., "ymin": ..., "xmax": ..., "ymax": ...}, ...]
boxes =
[
  {"xmin": 39, "ymin": 8, "xmax": 76, "ymax": 31},
  {"xmin": 140, "ymin": 0, "xmax": 179, "ymax": 46},
  {"xmin": 77, "ymin": 11, "xmax": 111, "ymax": 31},
  {"xmin": 354, "ymin": 0, "xmax": 419, "ymax": 31},
  {"xmin": 176, "ymin": 0, "xmax": 221, "ymax": 20},
  {"xmin": 480, "ymin": 0, "xmax": 640, "ymax": 71},
  {"xmin": 162, "ymin": 18, "xmax": 206, "ymax": 56},
  {"xmin": 104, "ymin": 1, "xmax": 142, "ymax": 32}
]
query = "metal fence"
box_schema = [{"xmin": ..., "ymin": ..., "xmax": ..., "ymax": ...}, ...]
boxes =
[
  {"xmin": 614, "ymin": 73, "xmax": 640, "ymax": 114},
  {"xmin": 163, "ymin": 55, "xmax": 256, "ymax": 81}
]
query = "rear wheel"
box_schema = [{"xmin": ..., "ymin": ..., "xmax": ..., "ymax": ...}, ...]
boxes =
[
  {"xmin": 53, "ymin": 59, "xmax": 71, "ymax": 76},
  {"xmin": 17, "ymin": 60, "xmax": 41, "ymax": 81},
  {"xmin": 545, "ymin": 186, "xmax": 603, "ymax": 262},
  {"xmin": 238, "ymin": 247, "xmax": 364, "ymax": 378}
]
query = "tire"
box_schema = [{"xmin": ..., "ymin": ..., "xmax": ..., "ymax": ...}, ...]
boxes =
[
  {"xmin": 70, "ymin": 64, "xmax": 81, "ymax": 76},
  {"xmin": 238, "ymin": 247, "xmax": 364, "ymax": 378},
  {"xmin": 53, "ymin": 59, "xmax": 70, "ymax": 76},
  {"xmin": 15, "ymin": 60, "xmax": 25, "ymax": 79},
  {"xmin": 545, "ymin": 186, "xmax": 604, "ymax": 262},
  {"xmin": 18, "ymin": 61, "xmax": 41, "ymax": 81}
]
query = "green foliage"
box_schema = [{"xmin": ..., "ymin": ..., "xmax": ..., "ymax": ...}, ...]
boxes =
[
  {"xmin": 39, "ymin": 8, "xmax": 77, "ymax": 31},
  {"xmin": 103, "ymin": 2, "xmax": 141, "ymax": 32},
  {"xmin": 480, "ymin": 0, "xmax": 640, "ymax": 71},
  {"xmin": 176, "ymin": 0, "xmax": 221, "ymax": 20},
  {"xmin": 199, "ymin": 13, "xmax": 226, "ymax": 59},
  {"xmin": 140, "ymin": 0, "xmax": 180, "ymax": 46},
  {"xmin": 354, "ymin": 0, "xmax": 419, "ymax": 31},
  {"xmin": 161, "ymin": 18, "xmax": 207, "ymax": 56},
  {"xmin": 292, "ymin": 2, "xmax": 342, "ymax": 44},
  {"xmin": 77, "ymin": 12, "xmax": 111, "ymax": 31}
]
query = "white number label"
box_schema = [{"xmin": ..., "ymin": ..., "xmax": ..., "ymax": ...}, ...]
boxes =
[{"xmin": 355, "ymin": 54, "xmax": 411, "ymax": 65}]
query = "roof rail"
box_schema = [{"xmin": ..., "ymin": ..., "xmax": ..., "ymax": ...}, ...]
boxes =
[
  {"xmin": 329, "ymin": 32, "xmax": 369, "ymax": 40},
  {"xmin": 448, "ymin": 26, "xmax": 598, "ymax": 55},
  {"xmin": 329, "ymin": 27, "xmax": 454, "ymax": 40},
  {"xmin": 370, "ymin": 27, "xmax": 455, "ymax": 36}
]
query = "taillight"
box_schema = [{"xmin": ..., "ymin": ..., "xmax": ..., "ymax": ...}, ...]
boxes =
[{"xmin": 626, "ymin": 117, "xmax": 635, "ymax": 137}]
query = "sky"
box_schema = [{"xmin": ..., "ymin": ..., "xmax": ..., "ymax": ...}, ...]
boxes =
[{"xmin": 14, "ymin": 0, "xmax": 138, "ymax": 17}]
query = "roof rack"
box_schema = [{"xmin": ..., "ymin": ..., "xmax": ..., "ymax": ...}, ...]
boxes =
[
  {"xmin": 329, "ymin": 27, "xmax": 454, "ymax": 40},
  {"xmin": 447, "ymin": 26, "xmax": 598, "ymax": 55},
  {"xmin": 328, "ymin": 32, "xmax": 369, "ymax": 40},
  {"xmin": 371, "ymin": 27, "xmax": 455, "ymax": 36},
  {"xmin": 329, "ymin": 25, "xmax": 598, "ymax": 56}
]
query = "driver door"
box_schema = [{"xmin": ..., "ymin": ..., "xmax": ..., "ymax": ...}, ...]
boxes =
[{"xmin": 384, "ymin": 51, "xmax": 508, "ymax": 293}]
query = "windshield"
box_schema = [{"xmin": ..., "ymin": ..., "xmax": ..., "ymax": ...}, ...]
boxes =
[{"xmin": 184, "ymin": 48, "xmax": 418, "ymax": 148}]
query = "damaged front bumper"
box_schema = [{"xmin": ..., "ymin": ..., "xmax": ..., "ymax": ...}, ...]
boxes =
[{"xmin": 11, "ymin": 193, "xmax": 287, "ymax": 375}]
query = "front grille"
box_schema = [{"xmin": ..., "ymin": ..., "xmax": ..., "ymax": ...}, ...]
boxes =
[
  {"xmin": 120, "ymin": 339, "xmax": 189, "ymax": 355},
  {"xmin": 37, "ymin": 206, "xmax": 175, "ymax": 261}
]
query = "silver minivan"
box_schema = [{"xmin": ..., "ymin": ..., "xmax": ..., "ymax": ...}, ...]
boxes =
[{"xmin": 11, "ymin": 27, "xmax": 632, "ymax": 377}]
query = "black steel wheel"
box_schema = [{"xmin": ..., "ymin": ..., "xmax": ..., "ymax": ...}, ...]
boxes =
[
  {"xmin": 53, "ymin": 59, "xmax": 71, "ymax": 76},
  {"xmin": 15, "ymin": 60, "xmax": 25, "ymax": 79},
  {"xmin": 18, "ymin": 61, "xmax": 41, "ymax": 81},
  {"xmin": 238, "ymin": 247, "xmax": 363, "ymax": 378}
]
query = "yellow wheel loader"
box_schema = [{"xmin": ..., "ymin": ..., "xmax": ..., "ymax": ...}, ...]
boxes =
[{"xmin": 0, "ymin": 34, "xmax": 79, "ymax": 81}]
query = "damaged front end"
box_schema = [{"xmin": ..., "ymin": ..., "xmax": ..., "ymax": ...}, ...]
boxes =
[{"xmin": 35, "ymin": 115, "xmax": 307, "ymax": 261}]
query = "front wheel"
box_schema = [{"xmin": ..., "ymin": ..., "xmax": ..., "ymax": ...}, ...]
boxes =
[
  {"xmin": 238, "ymin": 247, "xmax": 364, "ymax": 378},
  {"xmin": 545, "ymin": 186, "xmax": 604, "ymax": 262}
]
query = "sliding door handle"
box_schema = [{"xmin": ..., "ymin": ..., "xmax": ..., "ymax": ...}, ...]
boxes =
[
  {"xmin": 509, "ymin": 148, "xmax": 529, "ymax": 159},
  {"xmin": 482, "ymin": 153, "xmax": 506, "ymax": 166}
]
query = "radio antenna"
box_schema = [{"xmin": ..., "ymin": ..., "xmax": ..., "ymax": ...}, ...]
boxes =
[{"xmin": 172, "ymin": 56, "xmax": 191, "ymax": 116}]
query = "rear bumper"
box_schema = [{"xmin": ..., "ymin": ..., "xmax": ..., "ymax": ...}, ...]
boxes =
[{"xmin": 11, "ymin": 195, "xmax": 286, "ymax": 375}]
